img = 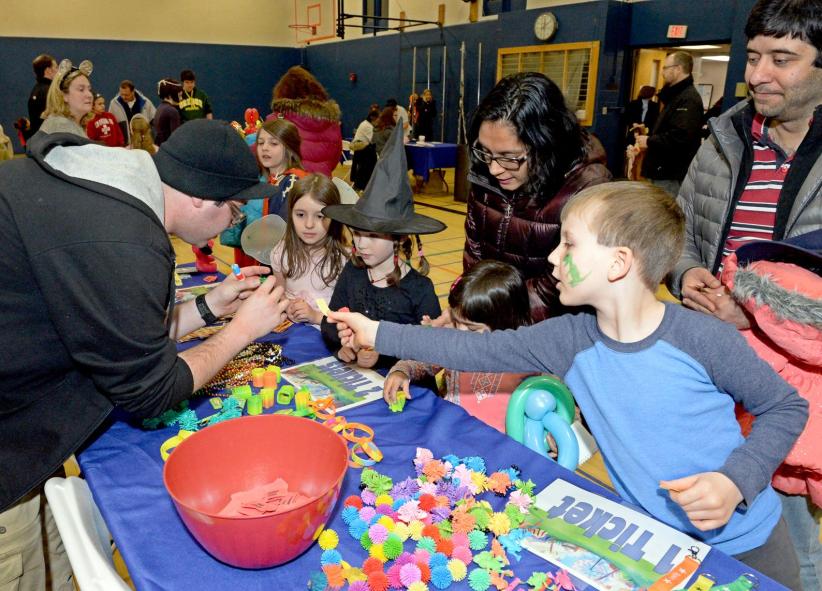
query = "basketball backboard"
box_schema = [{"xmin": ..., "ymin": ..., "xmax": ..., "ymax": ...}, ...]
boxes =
[{"xmin": 291, "ymin": 0, "xmax": 337, "ymax": 45}]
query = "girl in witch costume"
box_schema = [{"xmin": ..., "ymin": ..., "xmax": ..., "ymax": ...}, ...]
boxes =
[{"xmin": 321, "ymin": 125, "xmax": 443, "ymax": 369}]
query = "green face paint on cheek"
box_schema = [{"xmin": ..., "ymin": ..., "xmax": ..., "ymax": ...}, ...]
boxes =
[{"xmin": 562, "ymin": 253, "xmax": 591, "ymax": 287}]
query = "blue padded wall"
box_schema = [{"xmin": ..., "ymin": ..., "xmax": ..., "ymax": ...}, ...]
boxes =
[{"xmin": 0, "ymin": 37, "xmax": 299, "ymax": 153}]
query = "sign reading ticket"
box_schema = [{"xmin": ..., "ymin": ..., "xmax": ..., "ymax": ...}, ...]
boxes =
[
  {"xmin": 523, "ymin": 479, "xmax": 711, "ymax": 591},
  {"xmin": 280, "ymin": 356, "xmax": 385, "ymax": 412}
]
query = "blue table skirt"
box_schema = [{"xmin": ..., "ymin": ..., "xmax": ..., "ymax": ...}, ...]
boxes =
[
  {"xmin": 405, "ymin": 143, "xmax": 458, "ymax": 182},
  {"xmin": 77, "ymin": 323, "xmax": 785, "ymax": 590}
]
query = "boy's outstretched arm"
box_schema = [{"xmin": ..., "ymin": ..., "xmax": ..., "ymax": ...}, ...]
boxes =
[
  {"xmin": 330, "ymin": 311, "xmax": 581, "ymax": 377},
  {"xmin": 660, "ymin": 472, "xmax": 742, "ymax": 531}
]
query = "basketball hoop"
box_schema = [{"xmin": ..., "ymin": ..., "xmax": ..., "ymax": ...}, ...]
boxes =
[{"xmin": 288, "ymin": 23, "xmax": 318, "ymax": 35}]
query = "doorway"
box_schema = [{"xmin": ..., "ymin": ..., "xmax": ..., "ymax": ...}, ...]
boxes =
[{"xmin": 630, "ymin": 43, "xmax": 731, "ymax": 113}]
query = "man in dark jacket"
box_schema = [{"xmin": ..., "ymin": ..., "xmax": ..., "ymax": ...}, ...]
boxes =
[
  {"xmin": 636, "ymin": 51, "xmax": 704, "ymax": 196},
  {"xmin": 0, "ymin": 120, "xmax": 287, "ymax": 589},
  {"xmin": 25, "ymin": 54, "xmax": 57, "ymax": 140}
]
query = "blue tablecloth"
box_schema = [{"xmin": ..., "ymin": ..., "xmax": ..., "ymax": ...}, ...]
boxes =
[
  {"xmin": 77, "ymin": 323, "xmax": 786, "ymax": 590},
  {"xmin": 405, "ymin": 142, "xmax": 458, "ymax": 182}
]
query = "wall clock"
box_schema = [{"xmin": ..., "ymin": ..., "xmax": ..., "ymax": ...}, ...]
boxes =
[{"xmin": 534, "ymin": 12, "xmax": 558, "ymax": 42}]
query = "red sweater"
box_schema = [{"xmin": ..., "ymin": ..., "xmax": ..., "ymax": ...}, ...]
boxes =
[{"xmin": 85, "ymin": 112, "xmax": 124, "ymax": 147}]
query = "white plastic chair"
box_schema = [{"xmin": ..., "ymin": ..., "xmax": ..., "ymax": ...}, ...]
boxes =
[{"xmin": 44, "ymin": 477, "xmax": 131, "ymax": 591}]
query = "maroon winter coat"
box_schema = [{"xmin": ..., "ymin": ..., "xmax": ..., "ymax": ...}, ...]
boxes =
[
  {"xmin": 268, "ymin": 98, "xmax": 342, "ymax": 176},
  {"xmin": 463, "ymin": 137, "xmax": 612, "ymax": 321}
]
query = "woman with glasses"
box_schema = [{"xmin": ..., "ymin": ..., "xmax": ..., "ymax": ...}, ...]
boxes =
[{"xmin": 464, "ymin": 72, "xmax": 611, "ymax": 321}]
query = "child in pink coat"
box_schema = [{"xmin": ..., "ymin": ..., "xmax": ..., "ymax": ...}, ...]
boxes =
[{"xmin": 721, "ymin": 230, "xmax": 822, "ymax": 591}]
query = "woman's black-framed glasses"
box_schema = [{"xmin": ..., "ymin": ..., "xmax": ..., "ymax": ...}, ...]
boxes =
[
  {"xmin": 216, "ymin": 200, "xmax": 246, "ymax": 229},
  {"xmin": 471, "ymin": 145, "xmax": 528, "ymax": 171}
]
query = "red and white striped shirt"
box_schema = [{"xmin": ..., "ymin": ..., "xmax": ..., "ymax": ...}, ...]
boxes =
[{"xmin": 721, "ymin": 112, "xmax": 793, "ymax": 264}]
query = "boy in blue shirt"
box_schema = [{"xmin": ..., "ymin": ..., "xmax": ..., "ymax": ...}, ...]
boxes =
[{"xmin": 330, "ymin": 182, "xmax": 808, "ymax": 589}]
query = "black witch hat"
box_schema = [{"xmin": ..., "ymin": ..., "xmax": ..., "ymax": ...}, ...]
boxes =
[{"xmin": 322, "ymin": 124, "xmax": 445, "ymax": 235}]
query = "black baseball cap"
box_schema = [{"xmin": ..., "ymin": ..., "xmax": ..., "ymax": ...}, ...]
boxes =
[{"xmin": 153, "ymin": 120, "xmax": 278, "ymax": 201}]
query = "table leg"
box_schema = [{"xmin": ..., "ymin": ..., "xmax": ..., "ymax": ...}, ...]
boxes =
[{"xmin": 435, "ymin": 169, "xmax": 449, "ymax": 194}]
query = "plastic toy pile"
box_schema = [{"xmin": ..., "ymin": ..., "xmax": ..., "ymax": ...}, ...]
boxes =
[
  {"xmin": 307, "ymin": 448, "xmax": 551, "ymax": 591},
  {"xmin": 144, "ymin": 357, "xmax": 384, "ymax": 469}
]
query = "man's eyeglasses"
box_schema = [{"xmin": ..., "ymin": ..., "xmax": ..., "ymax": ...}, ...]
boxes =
[
  {"xmin": 662, "ymin": 64, "xmax": 678, "ymax": 70},
  {"xmin": 471, "ymin": 145, "xmax": 528, "ymax": 171},
  {"xmin": 216, "ymin": 200, "xmax": 246, "ymax": 229}
]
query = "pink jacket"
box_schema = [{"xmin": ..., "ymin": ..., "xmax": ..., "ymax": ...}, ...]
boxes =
[
  {"xmin": 268, "ymin": 98, "xmax": 342, "ymax": 176},
  {"xmin": 722, "ymin": 255, "xmax": 822, "ymax": 505}
]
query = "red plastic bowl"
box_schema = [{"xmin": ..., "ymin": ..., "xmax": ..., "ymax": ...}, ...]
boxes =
[{"xmin": 163, "ymin": 414, "xmax": 348, "ymax": 568}]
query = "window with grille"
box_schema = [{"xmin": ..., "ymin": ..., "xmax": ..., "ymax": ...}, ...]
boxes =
[{"xmin": 497, "ymin": 42, "xmax": 600, "ymax": 126}]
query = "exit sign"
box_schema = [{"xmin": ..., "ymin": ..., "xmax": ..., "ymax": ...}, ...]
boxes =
[{"xmin": 667, "ymin": 24, "xmax": 688, "ymax": 39}]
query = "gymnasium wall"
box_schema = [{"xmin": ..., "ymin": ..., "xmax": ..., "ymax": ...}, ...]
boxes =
[
  {"xmin": 2, "ymin": 0, "xmax": 758, "ymax": 175},
  {"xmin": 304, "ymin": 2, "xmax": 610, "ymax": 144},
  {"xmin": 0, "ymin": 0, "xmax": 296, "ymax": 46},
  {"xmin": 0, "ymin": 37, "xmax": 299, "ymax": 153},
  {"xmin": 0, "ymin": 0, "xmax": 301, "ymax": 152},
  {"xmin": 303, "ymin": 0, "xmax": 751, "ymax": 174}
]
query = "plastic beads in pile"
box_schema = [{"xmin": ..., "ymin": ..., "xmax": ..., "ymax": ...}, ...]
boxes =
[{"xmin": 308, "ymin": 449, "xmax": 540, "ymax": 590}]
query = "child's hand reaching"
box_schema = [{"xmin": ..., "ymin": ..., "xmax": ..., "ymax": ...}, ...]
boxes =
[
  {"xmin": 422, "ymin": 308, "xmax": 452, "ymax": 328},
  {"xmin": 327, "ymin": 311, "xmax": 379, "ymax": 350},
  {"xmin": 384, "ymin": 371, "xmax": 411, "ymax": 405},
  {"xmin": 660, "ymin": 472, "xmax": 743, "ymax": 531},
  {"xmin": 287, "ymin": 298, "xmax": 322, "ymax": 324},
  {"xmin": 338, "ymin": 346, "xmax": 357, "ymax": 363},
  {"xmin": 356, "ymin": 348, "xmax": 379, "ymax": 368}
]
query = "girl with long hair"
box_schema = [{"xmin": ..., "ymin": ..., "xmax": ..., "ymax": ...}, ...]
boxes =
[
  {"xmin": 219, "ymin": 118, "xmax": 307, "ymax": 267},
  {"xmin": 270, "ymin": 174, "xmax": 348, "ymax": 325}
]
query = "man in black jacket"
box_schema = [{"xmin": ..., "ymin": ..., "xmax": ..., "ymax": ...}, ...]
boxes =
[
  {"xmin": 0, "ymin": 120, "xmax": 288, "ymax": 590},
  {"xmin": 24, "ymin": 54, "xmax": 57, "ymax": 140},
  {"xmin": 636, "ymin": 51, "xmax": 705, "ymax": 196}
]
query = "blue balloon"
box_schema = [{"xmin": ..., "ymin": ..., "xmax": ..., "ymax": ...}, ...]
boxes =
[
  {"xmin": 542, "ymin": 413, "xmax": 579, "ymax": 470},
  {"xmin": 523, "ymin": 417, "xmax": 549, "ymax": 458},
  {"xmin": 506, "ymin": 377, "xmax": 580, "ymax": 471},
  {"xmin": 524, "ymin": 389, "xmax": 557, "ymax": 420}
]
